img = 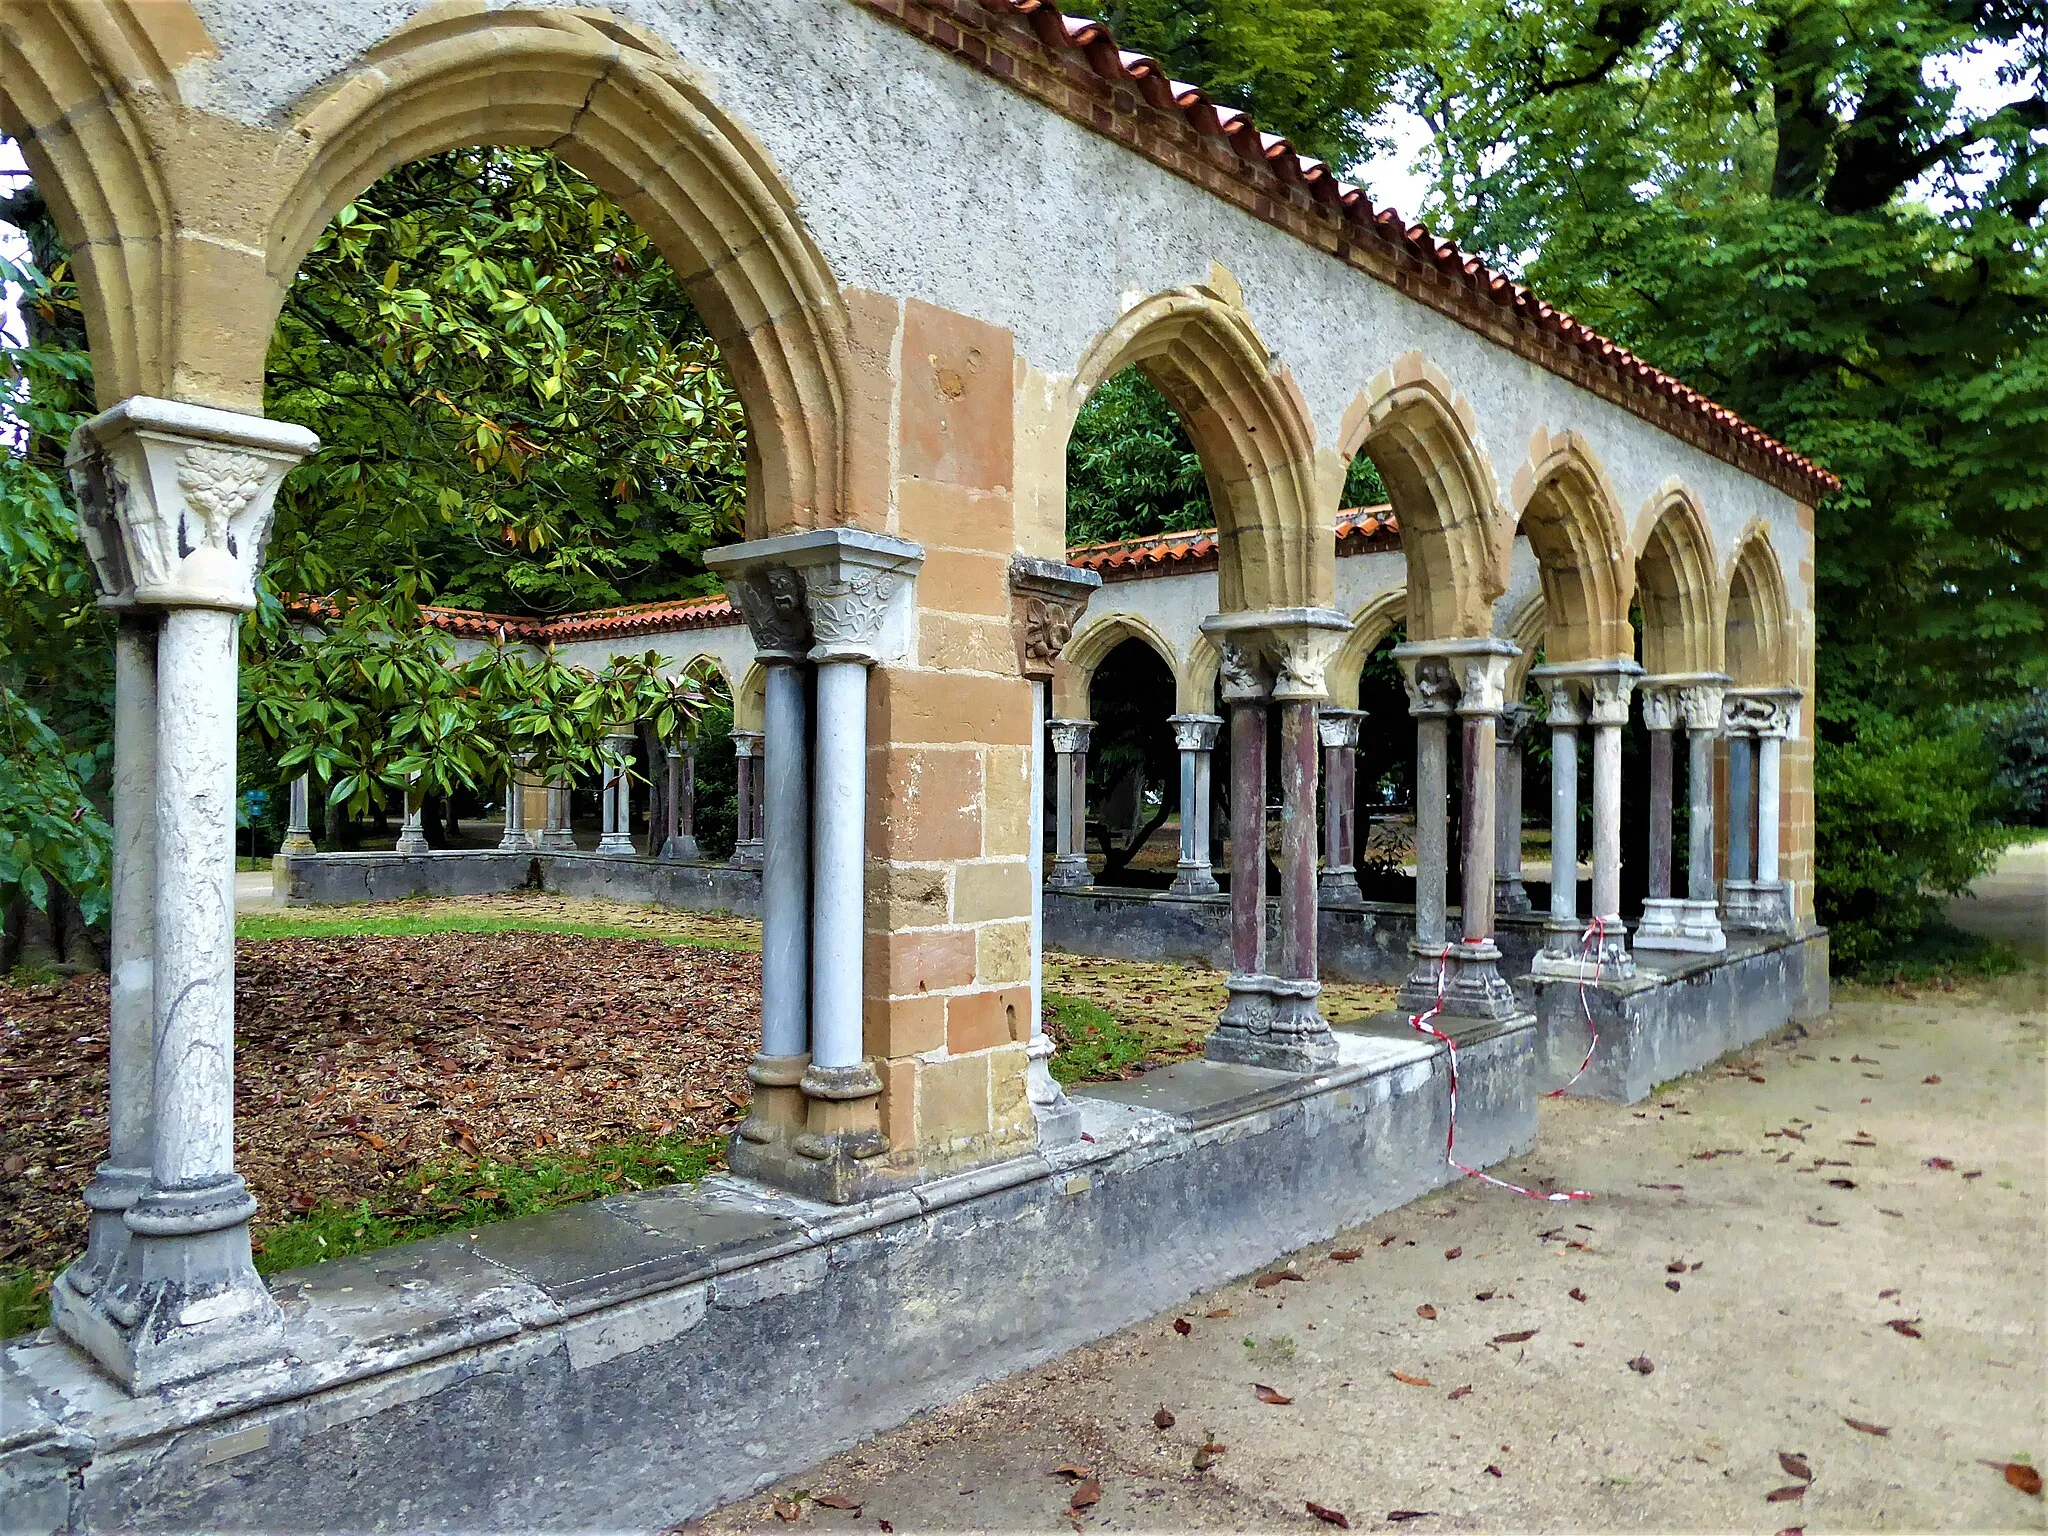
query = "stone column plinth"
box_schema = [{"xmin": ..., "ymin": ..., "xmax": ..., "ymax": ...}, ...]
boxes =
[
  {"xmin": 710, "ymin": 529, "xmax": 922, "ymax": 1203},
  {"xmin": 1636, "ymin": 674, "xmax": 1730, "ymax": 954},
  {"xmin": 538, "ymin": 778, "xmax": 576, "ymax": 849},
  {"xmin": 660, "ymin": 739, "xmax": 702, "ymax": 861},
  {"xmin": 596, "ymin": 730, "xmax": 637, "ymax": 855},
  {"xmin": 58, "ymin": 395, "xmax": 315, "ymax": 1391},
  {"xmin": 1316, "ymin": 709, "xmax": 1363, "ymax": 903},
  {"xmin": 280, "ymin": 773, "xmax": 316, "ymax": 855},
  {"xmin": 1012, "ymin": 556, "xmax": 1100, "ymax": 1147},
  {"xmin": 1168, "ymin": 713, "xmax": 1224, "ymax": 897},
  {"xmin": 1201, "ymin": 611, "xmax": 1348, "ymax": 1073},
  {"xmin": 1529, "ymin": 660, "xmax": 1640, "ymax": 980},
  {"xmin": 1721, "ymin": 687, "xmax": 1802, "ymax": 934},
  {"xmin": 393, "ymin": 773, "xmax": 428, "ymax": 855},
  {"xmin": 1046, "ymin": 719, "xmax": 1094, "ymax": 888},
  {"xmin": 1493, "ymin": 703, "xmax": 1533, "ymax": 915}
]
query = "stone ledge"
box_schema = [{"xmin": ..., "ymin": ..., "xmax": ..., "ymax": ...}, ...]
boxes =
[{"xmin": 0, "ymin": 1024, "xmax": 1533, "ymax": 1533}]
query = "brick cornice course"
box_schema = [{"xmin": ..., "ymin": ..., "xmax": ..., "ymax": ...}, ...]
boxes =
[{"xmin": 853, "ymin": 0, "xmax": 1836, "ymax": 504}]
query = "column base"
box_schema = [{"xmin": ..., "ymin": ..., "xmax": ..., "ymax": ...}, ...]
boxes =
[
  {"xmin": 278, "ymin": 833, "xmax": 316, "ymax": 856},
  {"xmin": 1494, "ymin": 875, "xmax": 1534, "ymax": 916},
  {"xmin": 495, "ymin": 830, "xmax": 536, "ymax": 853},
  {"xmin": 660, "ymin": 834, "xmax": 704, "ymax": 862},
  {"xmin": 732, "ymin": 1062, "xmax": 891, "ymax": 1204},
  {"xmin": 393, "ymin": 831, "xmax": 428, "ymax": 855},
  {"xmin": 1722, "ymin": 879, "xmax": 1794, "ymax": 935},
  {"xmin": 1530, "ymin": 918, "xmax": 1636, "ymax": 981},
  {"xmin": 1317, "ymin": 866, "xmax": 1361, "ymax": 903},
  {"xmin": 728, "ymin": 839, "xmax": 764, "ymax": 870},
  {"xmin": 1025, "ymin": 1035, "xmax": 1084, "ymax": 1148},
  {"xmin": 733, "ymin": 1052, "xmax": 810, "ymax": 1147},
  {"xmin": 52, "ymin": 1161, "xmax": 149, "ymax": 1305},
  {"xmin": 537, "ymin": 828, "xmax": 577, "ymax": 850},
  {"xmin": 595, "ymin": 833, "xmax": 637, "ymax": 856},
  {"xmin": 1441, "ymin": 939, "xmax": 1521, "ymax": 1021},
  {"xmin": 1204, "ymin": 974, "xmax": 1337, "ymax": 1073},
  {"xmin": 58, "ymin": 1174, "xmax": 284, "ymax": 1392},
  {"xmin": 1634, "ymin": 897, "xmax": 1727, "ymax": 954},
  {"xmin": 1167, "ymin": 863, "xmax": 1220, "ymax": 897},
  {"xmin": 1395, "ymin": 943, "xmax": 1455, "ymax": 1015},
  {"xmin": 1047, "ymin": 853, "xmax": 1092, "ymax": 889}
]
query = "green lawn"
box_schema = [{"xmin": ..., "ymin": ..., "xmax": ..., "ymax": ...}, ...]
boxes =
[{"xmin": 235, "ymin": 908, "xmax": 756, "ymax": 952}]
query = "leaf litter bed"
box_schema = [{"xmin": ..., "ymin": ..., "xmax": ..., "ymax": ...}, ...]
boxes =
[{"xmin": 1, "ymin": 929, "xmax": 762, "ymax": 1293}]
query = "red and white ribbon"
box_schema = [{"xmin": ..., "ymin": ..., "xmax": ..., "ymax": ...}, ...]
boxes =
[
  {"xmin": 1545, "ymin": 914, "xmax": 1605, "ymax": 1097},
  {"xmin": 1408, "ymin": 940, "xmax": 1595, "ymax": 1203}
]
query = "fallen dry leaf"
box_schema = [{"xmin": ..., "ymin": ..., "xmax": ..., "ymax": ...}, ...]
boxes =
[
  {"xmin": 1922, "ymin": 1074, "xmax": 1941, "ymax": 1084},
  {"xmin": 1827, "ymin": 1178, "xmax": 1858, "ymax": 1189},
  {"xmin": 1206, "ymin": 1308, "xmax": 1232, "ymax": 1319},
  {"xmin": 1926, "ymin": 1157, "xmax": 1955, "ymax": 1170},
  {"xmin": 1629, "ymin": 1355, "xmax": 1656, "ymax": 1375},
  {"xmin": 772, "ymin": 1496, "xmax": 803, "ymax": 1522},
  {"xmin": 1492, "ymin": 1329, "xmax": 1537, "ymax": 1345},
  {"xmin": 1386, "ymin": 1511, "xmax": 1437, "ymax": 1522},
  {"xmin": 1843, "ymin": 1417, "xmax": 1891, "ymax": 1437},
  {"xmin": 1641, "ymin": 1182, "xmax": 1684, "ymax": 1190},
  {"xmin": 1380, "ymin": 1235, "xmax": 1399, "ymax": 1247},
  {"xmin": 1984, "ymin": 1462, "xmax": 2043, "ymax": 1496},
  {"xmin": 1330, "ymin": 1249, "xmax": 1363, "ymax": 1262},
  {"xmin": 1153, "ymin": 1405, "xmax": 1175, "ymax": 1430},
  {"xmin": 1444, "ymin": 1246, "xmax": 1463, "ymax": 1260},
  {"xmin": 1878, "ymin": 1288, "xmax": 1900, "ymax": 1298},
  {"xmin": 877, "ymin": 1522, "xmax": 892, "ymax": 1534},
  {"xmin": 1666, "ymin": 1279, "xmax": 1683, "ymax": 1291},
  {"xmin": 1484, "ymin": 1464, "xmax": 1503, "ymax": 1478},
  {"xmin": 1254, "ymin": 1384, "xmax": 1293, "ymax": 1405},
  {"xmin": 1569, "ymin": 1288, "xmax": 1588, "ymax": 1302},
  {"xmin": 1068, "ymin": 1479, "xmax": 1101, "ymax": 1512},
  {"xmin": 1447, "ymin": 1385, "xmax": 1473, "ymax": 1400},
  {"xmin": 1304, "ymin": 1501, "xmax": 1351, "ymax": 1527},
  {"xmin": 1192, "ymin": 1443, "xmax": 1227, "ymax": 1472},
  {"xmin": 1807, "ymin": 1216, "xmax": 1841, "ymax": 1228},
  {"xmin": 1474, "ymin": 1289, "xmax": 1497, "ymax": 1301},
  {"xmin": 1172, "ymin": 1318, "xmax": 1193, "ymax": 1336},
  {"xmin": 1666, "ymin": 1260, "xmax": 1688, "ymax": 1273},
  {"xmin": 1765, "ymin": 1482, "xmax": 1808, "ymax": 1504},
  {"xmin": 1416, "ymin": 1304, "xmax": 1438, "ymax": 1320},
  {"xmin": 1391, "ymin": 1371, "xmax": 1432, "ymax": 1387},
  {"xmin": 1886, "ymin": 1318, "xmax": 1923, "ymax": 1338},
  {"xmin": 814, "ymin": 1494, "xmax": 861, "ymax": 1512},
  {"xmin": 1255, "ymin": 1268, "xmax": 1304, "ymax": 1289},
  {"xmin": 1779, "ymin": 1452, "xmax": 1813, "ymax": 1482}
]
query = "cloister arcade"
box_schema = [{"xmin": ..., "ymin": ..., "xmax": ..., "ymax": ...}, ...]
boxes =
[{"xmin": 3, "ymin": 0, "xmax": 1829, "ymax": 1521}]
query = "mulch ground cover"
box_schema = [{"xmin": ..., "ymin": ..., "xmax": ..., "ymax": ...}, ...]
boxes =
[{"xmin": 1, "ymin": 930, "xmax": 761, "ymax": 1285}]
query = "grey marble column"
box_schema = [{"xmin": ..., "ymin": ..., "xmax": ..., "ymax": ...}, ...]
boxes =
[
  {"xmin": 496, "ymin": 758, "xmax": 534, "ymax": 852},
  {"xmin": 58, "ymin": 395, "xmax": 314, "ymax": 1390},
  {"xmin": 280, "ymin": 773, "xmax": 316, "ymax": 855},
  {"xmin": 1636, "ymin": 674, "xmax": 1729, "ymax": 955},
  {"xmin": 1046, "ymin": 719, "xmax": 1094, "ymax": 888},
  {"xmin": 743, "ymin": 661, "xmax": 812, "ymax": 1145},
  {"xmin": 1586, "ymin": 669, "xmax": 1638, "ymax": 976},
  {"xmin": 1316, "ymin": 708, "xmax": 1363, "ymax": 903},
  {"xmin": 1445, "ymin": 647, "xmax": 1519, "ymax": 1020},
  {"xmin": 660, "ymin": 739, "xmax": 702, "ymax": 861},
  {"xmin": 1394, "ymin": 654, "xmax": 1457, "ymax": 1014},
  {"xmin": 539, "ymin": 778, "xmax": 576, "ymax": 849},
  {"xmin": 1721, "ymin": 687, "xmax": 1802, "ymax": 933},
  {"xmin": 596, "ymin": 730, "xmax": 637, "ymax": 855},
  {"xmin": 1493, "ymin": 703, "xmax": 1533, "ymax": 915},
  {"xmin": 1531, "ymin": 674, "xmax": 1586, "ymax": 974},
  {"xmin": 1679, "ymin": 682, "xmax": 1729, "ymax": 951},
  {"xmin": 54, "ymin": 617, "xmax": 157, "ymax": 1328},
  {"xmin": 393, "ymin": 772, "xmax": 428, "ymax": 855},
  {"xmin": 1011, "ymin": 556, "xmax": 1100, "ymax": 1148},
  {"xmin": 1168, "ymin": 712, "xmax": 1223, "ymax": 896},
  {"xmin": 1634, "ymin": 681, "xmax": 1685, "ymax": 948}
]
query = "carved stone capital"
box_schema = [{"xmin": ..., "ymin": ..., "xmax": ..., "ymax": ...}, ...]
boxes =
[
  {"xmin": 1587, "ymin": 671, "xmax": 1636, "ymax": 726},
  {"xmin": 1638, "ymin": 683, "xmax": 1680, "ymax": 733},
  {"xmin": 730, "ymin": 729, "xmax": 763, "ymax": 759},
  {"xmin": 67, "ymin": 397, "xmax": 318, "ymax": 613},
  {"xmin": 1677, "ymin": 682, "xmax": 1727, "ymax": 733},
  {"xmin": 1047, "ymin": 718, "xmax": 1094, "ymax": 756},
  {"xmin": 1641, "ymin": 672, "xmax": 1729, "ymax": 734},
  {"xmin": 1315, "ymin": 709, "xmax": 1363, "ymax": 750},
  {"xmin": 1498, "ymin": 702, "xmax": 1535, "ymax": 746},
  {"xmin": 1531, "ymin": 659, "xmax": 1643, "ymax": 728},
  {"xmin": 1722, "ymin": 686, "xmax": 1803, "ymax": 738},
  {"xmin": 1393, "ymin": 636, "xmax": 1517, "ymax": 718},
  {"xmin": 706, "ymin": 528, "xmax": 923, "ymax": 666},
  {"xmin": 1539, "ymin": 676, "xmax": 1586, "ymax": 727},
  {"xmin": 1204, "ymin": 608, "xmax": 1351, "ymax": 703},
  {"xmin": 1399, "ymin": 655, "xmax": 1459, "ymax": 717},
  {"xmin": 1169, "ymin": 712, "xmax": 1223, "ymax": 752},
  {"xmin": 1009, "ymin": 556, "xmax": 1101, "ymax": 681}
]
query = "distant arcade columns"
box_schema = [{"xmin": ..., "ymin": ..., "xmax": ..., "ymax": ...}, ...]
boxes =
[
  {"xmin": 661, "ymin": 737, "xmax": 702, "ymax": 861},
  {"xmin": 1201, "ymin": 609, "xmax": 1349, "ymax": 1073},
  {"xmin": 1721, "ymin": 687, "xmax": 1803, "ymax": 935},
  {"xmin": 393, "ymin": 771, "xmax": 428, "ymax": 855},
  {"xmin": 1046, "ymin": 719, "xmax": 1094, "ymax": 889},
  {"xmin": 596, "ymin": 728, "xmax": 637, "ymax": 855},
  {"xmin": 1635, "ymin": 674, "xmax": 1730, "ymax": 954},
  {"xmin": 1493, "ymin": 704, "xmax": 1533, "ymax": 916},
  {"xmin": 1316, "ymin": 708, "xmax": 1363, "ymax": 903},
  {"xmin": 1168, "ymin": 712, "xmax": 1223, "ymax": 897},
  {"xmin": 539, "ymin": 777, "xmax": 576, "ymax": 850},
  {"xmin": 55, "ymin": 396, "xmax": 316, "ymax": 1391},
  {"xmin": 1531, "ymin": 660, "xmax": 1642, "ymax": 980},
  {"xmin": 497, "ymin": 757, "xmax": 535, "ymax": 852},
  {"xmin": 729, "ymin": 729, "xmax": 764, "ymax": 868}
]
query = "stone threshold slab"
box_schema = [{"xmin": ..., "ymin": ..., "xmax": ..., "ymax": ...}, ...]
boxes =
[{"xmin": 1, "ymin": 1020, "xmax": 1536, "ymax": 1534}]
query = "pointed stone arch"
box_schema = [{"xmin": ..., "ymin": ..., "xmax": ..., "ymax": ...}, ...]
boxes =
[
  {"xmin": 1724, "ymin": 523, "xmax": 1793, "ymax": 685},
  {"xmin": 1323, "ymin": 589, "xmax": 1407, "ymax": 711},
  {"xmin": 0, "ymin": 0, "xmax": 211, "ymax": 406},
  {"xmin": 1510, "ymin": 428, "xmax": 1635, "ymax": 664},
  {"xmin": 1338, "ymin": 352, "xmax": 1506, "ymax": 643},
  {"xmin": 1054, "ymin": 611, "xmax": 1184, "ymax": 718},
  {"xmin": 1634, "ymin": 482, "xmax": 1722, "ymax": 675},
  {"xmin": 1062, "ymin": 279, "xmax": 1326, "ymax": 612},
  {"xmin": 732, "ymin": 659, "xmax": 768, "ymax": 733}
]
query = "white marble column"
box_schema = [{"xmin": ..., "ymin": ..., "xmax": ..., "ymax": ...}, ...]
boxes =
[
  {"xmin": 596, "ymin": 729, "xmax": 636, "ymax": 855},
  {"xmin": 1634, "ymin": 680, "xmax": 1685, "ymax": 947},
  {"xmin": 539, "ymin": 777, "xmax": 576, "ymax": 849},
  {"xmin": 1493, "ymin": 704, "xmax": 1533, "ymax": 915},
  {"xmin": 1636, "ymin": 673, "xmax": 1729, "ymax": 955},
  {"xmin": 1046, "ymin": 719, "xmax": 1094, "ymax": 888},
  {"xmin": 1586, "ymin": 667, "xmax": 1639, "ymax": 976},
  {"xmin": 280, "ymin": 773, "xmax": 316, "ymax": 855},
  {"xmin": 393, "ymin": 772, "xmax": 428, "ymax": 855},
  {"xmin": 1316, "ymin": 709, "xmax": 1363, "ymax": 903},
  {"xmin": 1678, "ymin": 681, "xmax": 1729, "ymax": 951},
  {"xmin": 1168, "ymin": 712, "xmax": 1224, "ymax": 896},
  {"xmin": 1531, "ymin": 674, "xmax": 1586, "ymax": 973},
  {"xmin": 660, "ymin": 738, "xmax": 702, "ymax": 861},
  {"xmin": 1721, "ymin": 687, "xmax": 1802, "ymax": 933},
  {"xmin": 496, "ymin": 758, "xmax": 534, "ymax": 852},
  {"xmin": 59, "ymin": 395, "xmax": 314, "ymax": 1390},
  {"xmin": 1012, "ymin": 557, "xmax": 1100, "ymax": 1146}
]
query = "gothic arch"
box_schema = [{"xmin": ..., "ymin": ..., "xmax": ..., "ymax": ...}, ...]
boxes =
[
  {"xmin": 1510, "ymin": 428, "xmax": 1634, "ymax": 664},
  {"xmin": 1634, "ymin": 483, "xmax": 1722, "ymax": 675},
  {"xmin": 1324, "ymin": 589, "xmax": 1407, "ymax": 711},
  {"xmin": 257, "ymin": 7, "xmax": 852, "ymax": 538},
  {"xmin": 1724, "ymin": 524, "xmax": 1793, "ymax": 685},
  {"xmin": 0, "ymin": 0, "xmax": 209, "ymax": 406},
  {"xmin": 1054, "ymin": 611, "xmax": 1183, "ymax": 719},
  {"xmin": 1338, "ymin": 352, "xmax": 1507, "ymax": 643},
  {"xmin": 1065, "ymin": 279, "xmax": 1326, "ymax": 613},
  {"xmin": 733, "ymin": 660, "xmax": 767, "ymax": 733}
]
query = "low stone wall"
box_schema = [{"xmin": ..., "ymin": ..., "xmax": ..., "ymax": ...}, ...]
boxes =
[
  {"xmin": 1, "ymin": 1021, "xmax": 1533, "ymax": 1534},
  {"xmin": 1532, "ymin": 931, "xmax": 1831, "ymax": 1102},
  {"xmin": 273, "ymin": 851, "xmax": 761, "ymax": 917}
]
